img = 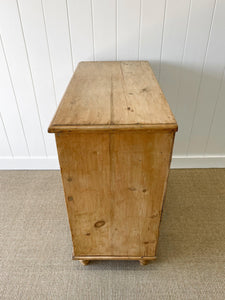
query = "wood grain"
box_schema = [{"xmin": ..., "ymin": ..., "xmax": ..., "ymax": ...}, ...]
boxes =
[
  {"xmin": 56, "ymin": 131, "xmax": 174, "ymax": 258},
  {"xmin": 73, "ymin": 256, "xmax": 156, "ymax": 261},
  {"xmin": 51, "ymin": 61, "xmax": 177, "ymax": 262},
  {"xmin": 109, "ymin": 131, "xmax": 174, "ymax": 257},
  {"xmin": 56, "ymin": 133, "xmax": 111, "ymax": 256},
  {"xmin": 48, "ymin": 61, "xmax": 177, "ymax": 132}
]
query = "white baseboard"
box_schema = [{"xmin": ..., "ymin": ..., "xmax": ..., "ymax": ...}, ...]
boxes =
[
  {"xmin": 171, "ymin": 155, "xmax": 225, "ymax": 168},
  {"xmin": 0, "ymin": 157, "xmax": 60, "ymax": 170},
  {"xmin": 0, "ymin": 155, "xmax": 225, "ymax": 170}
]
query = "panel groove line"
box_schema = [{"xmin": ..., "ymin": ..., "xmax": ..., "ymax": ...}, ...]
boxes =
[
  {"xmin": 137, "ymin": 0, "xmax": 142, "ymax": 60},
  {"xmin": 90, "ymin": 0, "xmax": 96, "ymax": 61},
  {"xmin": 1, "ymin": 0, "xmax": 225, "ymax": 168},
  {"xmin": 17, "ymin": 0, "xmax": 59, "ymax": 156},
  {"xmin": 187, "ymin": 0, "xmax": 225, "ymax": 155},
  {"xmin": 65, "ymin": 0, "xmax": 74, "ymax": 71},
  {"xmin": 204, "ymin": 65, "xmax": 225, "ymax": 154},
  {"xmin": 159, "ymin": 0, "xmax": 192, "ymax": 112},
  {"xmin": 0, "ymin": 113, "xmax": 13, "ymax": 157},
  {"xmin": 15, "ymin": 0, "xmax": 48, "ymax": 156},
  {"xmin": 67, "ymin": 0, "xmax": 94, "ymax": 66},
  {"xmin": 186, "ymin": 0, "xmax": 217, "ymax": 155},
  {"xmin": 139, "ymin": 0, "xmax": 166, "ymax": 78},
  {"xmin": 40, "ymin": 0, "xmax": 57, "ymax": 106},
  {"xmin": 3, "ymin": 0, "xmax": 48, "ymax": 156},
  {"xmin": 158, "ymin": 0, "xmax": 167, "ymax": 81},
  {"xmin": 173, "ymin": 0, "xmax": 216, "ymax": 155},
  {"xmin": 0, "ymin": 35, "xmax": 30, "ymax": 156},
  {"xmin": 117, "ymin": 0, "xmax": 141, "ymax": 60},
  {"xmin": 92, "ymin": 0, "xmax": 116, "ymax": 60},
  {"xmin": 174, "ymin": 0, "xmax": 192, "ymax": 115},
  {"xmin": 41, "ymin": 0, "xmax": 74, "ymax": 103},
  {"xmin": 116, "ymin": 0, "xmax": 118, "ymax": 60}
]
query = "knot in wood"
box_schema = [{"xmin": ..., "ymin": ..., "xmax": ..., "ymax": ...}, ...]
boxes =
[{"xmin": 94, "ymin": 220, "xmax": 105, "ymax": 228}]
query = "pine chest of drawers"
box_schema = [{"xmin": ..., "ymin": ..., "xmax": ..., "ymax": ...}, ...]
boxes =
[{"xmin": 48, "ymin": 61, "xmax": 178, "ymax": 266}]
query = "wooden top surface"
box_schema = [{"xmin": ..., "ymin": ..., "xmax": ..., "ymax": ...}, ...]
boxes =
[{"xmin": 48, "ymin": 61, "xmax": 177, "ymax": 132}]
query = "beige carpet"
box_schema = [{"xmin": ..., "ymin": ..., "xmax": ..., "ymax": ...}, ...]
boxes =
[{"xmin": 0, "ymin": 169, "xmax": 225, "ymax": 300}]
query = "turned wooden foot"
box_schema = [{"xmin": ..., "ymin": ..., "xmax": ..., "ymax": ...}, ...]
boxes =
[
  {"xmin": 139, "ymin": 259, "xmax": 148, "ymax": 266},
  {"xmin": 79, "ymin": 260, "xmax": 90, "ymax": 266}
]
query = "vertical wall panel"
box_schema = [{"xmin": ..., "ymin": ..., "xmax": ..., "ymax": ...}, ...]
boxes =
[
  {"xmin": 205, "ymin": 69, "xmax": 225, "ymax": 155},
  {"xmin": 0, "ymin": 0, "xmax": 46, "ymax": 157},
  {"xmin": 159, "ymin": 0, "xmax": 191, "ymax": 112},
  {"xmin": 117, "ymin": 0, "xmax": 140, "ymax": 60},
  {"xmin": 187, "ymin": 0, "xmax": 225, "ymax": 155},
  {"xmin": 0, "ymin": 114, "xmax": 12, "ymax": 157},
  {"xmin": 1, "ymin": 0, "xmax": 225, "ymax": 168},
  {"xmin": 139, "ymin": 0, "xmax": 166, "ymax": 78},
  {"xmin": 173, "ymin": 0, "xmax": 216, "ymax": 155},
  {"xmin": 0, "ymin": 39, "xmax": 29, "ymax": 156},
  {"xmin": 42, "ymin": 0, "xmax": 73, "ymax": 102},
  {"xmin": 18, "ymin": 0, "xmax": 57, "ymax": 156},
  {"xmin": 67, "ymin": 0, "xmax": 94, "ymax": 67},
  {"xmin": 92, "ymin": 0, "xmax": 116, "ymax": 61}
]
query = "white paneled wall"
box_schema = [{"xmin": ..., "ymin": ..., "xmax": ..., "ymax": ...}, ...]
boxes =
[{"xmin": 0, "ymin": 0, "xmax": 225, "ymax": 169}]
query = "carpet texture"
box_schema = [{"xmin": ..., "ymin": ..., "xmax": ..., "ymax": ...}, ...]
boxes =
[{"xmin": 0, "ymin": 169, "xmax": 225, "ymax": 299}]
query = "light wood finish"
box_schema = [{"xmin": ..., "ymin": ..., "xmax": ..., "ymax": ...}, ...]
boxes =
[
  {"xmin": 48, "ymin": 61, "xmax": 177, "ymax": 133},
  {"xmin": 79, "ymin": 260, "xmax": 90, "ymax": 266},
  {"xmin": 49, "ymin": 61, "xmax": 177, "ymax": 264},
  {"xmin": 55, "ymin": 131, "xmax": 174, "ymax": 258},
  {"xmin": 73, "ymin": 256, "xmax": 156, "ymax": 261},
  {"xmin": 49, "ymin": 124, "xmax": 177, "ymax": 133},
  {"xmin": 139, "ymin": 260, "xmax": 148, "ymax": 266}
]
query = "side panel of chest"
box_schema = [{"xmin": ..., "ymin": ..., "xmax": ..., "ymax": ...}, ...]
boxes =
[{"xmin": 55, "ymin": 131, "xmax": 174, "ymax": 258}]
